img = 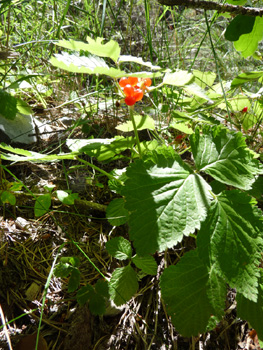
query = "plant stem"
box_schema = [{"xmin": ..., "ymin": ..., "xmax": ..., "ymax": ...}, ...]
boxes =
[
  {"xmin": 76, "ymin": 156, "xmax": 123, "ymax": 185},
  {"xmin": 129, "ymin": 106, "xmax": 142, "ymax": 158}
]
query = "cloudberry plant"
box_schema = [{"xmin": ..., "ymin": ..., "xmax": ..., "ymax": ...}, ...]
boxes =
[{"xmin": 119, "ymin": 77, "xmax": 152, "ymax": 106}]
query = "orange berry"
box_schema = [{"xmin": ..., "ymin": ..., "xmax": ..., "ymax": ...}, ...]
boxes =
[
  {"xmin": 123, "ymin": 85, "xmax": 135, "ymax": 97},
  {"xmin": 143, "ymin": 78, "xmax": 152, "ymax": 87},
  {"xmin": 119, "ymin": 77, "xmax": 129, "ymax": 87},
  {"xmin": 125, "ymin": 96, "xmax": 137, "ymax": 106},
  {"xmin": 127, "ymin": 77, "xmax": 139, "ymax": 86},
  {"xmin": 133, "ymin": 89, "xmax": 144, "ymax": 101}
]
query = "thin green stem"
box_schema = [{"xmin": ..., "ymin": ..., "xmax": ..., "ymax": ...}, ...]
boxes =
[
  {"xmin": 129, "ymin": 106, "xmax": 142, "ymax": 158},
  {"xmin": 76, "ymin": 157, "xmax": 123, "ymax": 185}
]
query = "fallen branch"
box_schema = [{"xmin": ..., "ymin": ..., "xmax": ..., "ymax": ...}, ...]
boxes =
[{"xmin": 158, "ymin": 0, "xmax": 263, "ymax": 17}]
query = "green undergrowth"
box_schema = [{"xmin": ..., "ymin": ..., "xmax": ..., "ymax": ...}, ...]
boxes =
[{"xmin": 2, "ymin": 0, "xmax": 263, "ymax": 347}]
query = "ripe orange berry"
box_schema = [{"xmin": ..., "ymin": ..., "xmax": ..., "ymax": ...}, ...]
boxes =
[
  {"xmin": 125, "ymin": 96, "xmax": 137, "ymax": 106},
  {"xmin": 143, "ymin": 78, "xmax": 152, "ymax": 87}
]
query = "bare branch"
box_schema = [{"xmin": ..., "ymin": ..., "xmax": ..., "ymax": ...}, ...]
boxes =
[{"xmin": 158, "ymin": 0, "xmax": 263, "ymax": 17}]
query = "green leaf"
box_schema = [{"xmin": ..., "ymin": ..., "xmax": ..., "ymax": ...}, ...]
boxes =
[
  {"xmin": 0, "ymin": 89, "xmax": 18, "ymax": 120},
  {"xmin": 66, "ymin": 136, "xmax": 135, "ymax": 161},
  {"xmin": 68, "ymin": 268, "xmax": 80, "ymax": 293},
  {"xmin": 0, "ymin": 143, "xmax": 76, "ymax": 162},
  {"xmin": 1, "ymin": 191, "xmax": 16, "ymax": 205},
  {"xmin": 183, "ymin": 83, "xmax": 212, "ymax": 101},
  {"xmin": 34, "ymin": 194, "xmax": 51, "ymax": 217},
  {"xmin": 193, "ymin": 70, "xmax": 217, "ymax": 88},
  {"xmin": 106, "ymin": 198, "xmax": 129, "ymax": 226},
  {"xmin": 160, "ymin": 250, "xmax": 225, "ymax": 337},
  {"xmin": 237, "ymin": 274, "xmax": 263, "ymax": 339},
  {"xmin": 191, "ymin": 126, "xmax": 261, "ymax": 190},
  {"xmin": 77, "ymin": 284, "xmax": 94, "ymax": 306},
  {"xmin": 106, "ymin": 237, "xmax": 132, "ymax": 260},
  {"xmin": 55, "ymin": 37, "xmax": 121, "ymax": 62},
  {"xmin": 109, "ymin": 265, "xmax": 138, "ymax": 306},
  {"xmin": 163, "ymin": 71, "xmax": 194, "ymax": 86},
  {"xmin": 116, "ymin": 114, "xmax": 155, "ymax": 132},
  {"xmin": 169, "ymin": 122, "xmax": 193, "ymax": 134},
  {"xmin": 88, "ymin": 292, "xmax": 106, "ymax": 315},
  {"xmin": 234, "ymin": 17, "xmax": 263, "ymax": 58},
  {"xmin": 95, "ymin": 280, "xmax": 109, "ymax": 299},
  {"xmin": 16, "ymin": 98, "xmax": 32, "ymax": 115},
  {"xmin": 118, "ymin": 55, "xmax": 160, "ymax": 70},
  {"xmin": 50, "ymin": 52, "xmax": 126, "ymax": 78},
  {"xmin": 197, "ymin": 190, "xmax": 263, "ymax": 301},
  {"xmin": 123, "ymin": 146, "xmax": 212, "ymax": 255},
  {"xmin": 225, "ymin": 15, "xmax": 255, "ymax": 42},
  {"xmin": 55, "ymin": 190, "xmax": 79, "ymax": 205},
  {"xmin": 132, "ymin": 255, "xmax": 157, "ymax": 275},
  {"xmin": 54, "ymin": 263, "xmax": 72, "ymax": 278},
  {"xmin": 231, "ymin": 71, "xmax": 263, "ymax": 88}
]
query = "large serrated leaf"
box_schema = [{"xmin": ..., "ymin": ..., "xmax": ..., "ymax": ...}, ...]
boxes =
[
  {"xmin": 160, "ymin": 250, "xmax": 225, "ymax": 337},
  {"xmin": 237, "ymin": 274, "xmax": 263, "ymax": 339},
  {"xmin": 118, "ymin": 55, "xmax": 160, "ymax": 70},
  {"xmin": 116, "ymin": 114, "xmax": 155, "ymax": 132},
  {"xmin": 163, "ymin": 71, "xmax": 194, "ymax": 86},
  {"xmin": 191, "ymin": 126, "xmax": 261, "ymax": 190},
  {"xmin": 183, "ymin": 82, "xmax": 211, "ymax": 101},
  {"xmin": 234, "ymin": 17, "xmax": 263, "ymax": 58},
  {"xmin": 55, "ymin": 37, "xmax": 121, "ymax": 62},
  {"xmin": 132, "ymin": 255, "xmax": 157, "ymax": 275},
  {"xmin": 106, "ymin": 236, "xmax": 132, "ymax": 260},
  {"xmin": 197, "ymin": 190, "xmax": 263, "ymax": 301},
  {"xmin": 50, "ymin": 52, "xmax": 126, "ymax": 78},
  {"xmin": 123, "ymin": 146, "xmax": 212, "ymax": 255},
  {"xmin": 106, "ymin": 198, "xmax": 129, "ymax": 226},
  {"xmin": 67, "ymin": 136, "xmax": 135, "ymax": 162},
  {"xmin": 109, "ymin": 265, "xmax": 138, "ymax": 306}
]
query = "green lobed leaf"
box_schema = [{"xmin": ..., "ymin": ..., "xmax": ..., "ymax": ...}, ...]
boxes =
[
  {"xmin": 34, "ymin": 194, "xmax": 51, "ymax": 217},
  {"xmin": 237, "ymin": 273, "xmax": 263, "ymax": 339},
  {"xmin": 55, "ymin": 37, "xmax": 121, "ymax": 62},
  {"xmin": 193, "ymin": 70, "xmax": 217, "ymax": 88},
  {"xmin": 231, "ymin": 71, "xmax": 263, "ymax": 88},
  {"xmin": 160, "ymin": 250, "xmax": 225, "ymax": 337},
  {"xmin": 225, "ymin": 15, "xmax": 255, "ymax": 42},
  {"xmin": 234, "ymin": 17, "xmax": 263, "ymax": 58},
  {"xmin": 163, "ymin": 71, "xmax": 194, "ymax": 86},
  {"xmin": 106, "ymin": 236, "xmax": 132, "ymax": 260},
  {"xmin": 106, "ymin": 198, "xmax": 129, "ymax": 226},
  {"xmin": 0, "ymin": 143, "xmax": 76, "ymax": 162},
  {"xmin": 50, "ymin": 52, "xmax": 126, "ymax": 78},
  {"xmin": 116, "ymin": 114, "xmax": 155, "ymax": 132},
  {"xmin": 54, "ymin": 262, "xmax": 73, "ymax": 278},
  {"xmin": 197, "ymin": 190, "xmax": 263, "ymax": 301},
  {"xmin": 0, "ymin": 89, "xmax": 18, "ymax": 120},
  {"xmin": 1, "ymin": 191, "xmax": 16, "ymax": 205},
  {"xmin": 191, "ymin": 126, "xmax": 261, "ymax": 190},
  {"xmin": 183, "ymin": 82, "xmax": 212, "ymax": 101},
  {"xmin": 132, "ymin": 255, "xmax": 157, "ymax": 275},
  {"xmin": 68, "ymin": 268, "xmax": 80, "ymax": 293},
  {"xmin": 109, "ymin": 265, "xmax": 138, "ymax": 306},
  {"xmin": 123, "ymin": 146, "xmax": 212, "ymax": 255},
  {"xmin": 88, "ymin": 292, "xmax": 106, "ymax": 315},
  {"xmin": 66, "ymin": 136, "xmax": 135, "ymax": 162},
  {"xmin": 55, "ymin": 190, "xmax": 79, "ymax": 205},
  {"xmin": 118, "ymin": 55, "xmax": 161, "ymax": 70},
  {"xmin": 77, "ymin": 284, "xmax": 94, "ymax": 306}
]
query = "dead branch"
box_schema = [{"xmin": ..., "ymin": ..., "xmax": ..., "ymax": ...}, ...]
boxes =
[{"xmin": 158, "ymin": 0, "xmax": 263, "ymax": 17}]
